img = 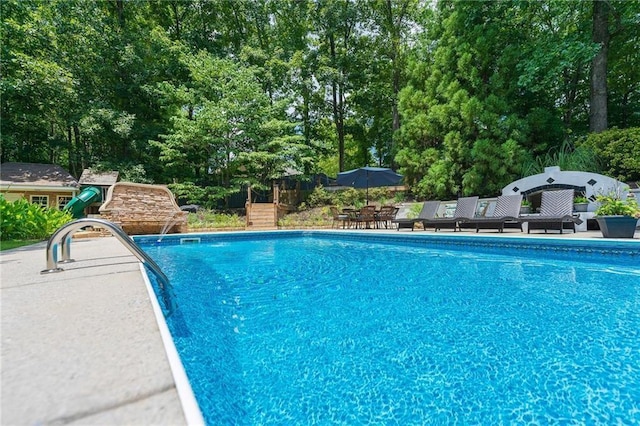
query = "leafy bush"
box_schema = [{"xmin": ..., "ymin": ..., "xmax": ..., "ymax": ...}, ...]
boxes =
[
  {"xmin": 303, "ymin": 185, "xmax": 399, "ymax": 210},
  {"xmin": 337, "ymin": 188, "xmax": 366, "ymax": 207},
  {"xmin": 522, "ymin": 140, "xmax": 601, "ymax": 177},
  {"xmin": 278, "ymin": 206, "xmax": 332, "ymax": 228},
  {"xmin": 187, "ymin": 209, "xmax": 244, "ymax": 229},
  {"xmin": 0, "ymin": 196, "xmax": 73, "ymax": 240},
  {"xmin": 305, "ymin": 185, "xmax": 336, "ymax": 207},
  {"xmin": 595, "ymin": 190, "xmax": 640, "ymax": 217},
  {"xmin": 578, "ymin": 127, "xmax": 640, "ymax": 181},
  {"xmin": 407, "ymin": 203, "xmax": 424, "ymax": 219}
]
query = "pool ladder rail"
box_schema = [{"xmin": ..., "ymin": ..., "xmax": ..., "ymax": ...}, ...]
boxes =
[{"xmin": 41, "ymin": 218, "xmax": 177, "ymax": 316}]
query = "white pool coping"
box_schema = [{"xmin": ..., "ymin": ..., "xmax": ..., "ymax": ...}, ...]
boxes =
[{"xmin": 140, "ymin": 264, "xmax": 205, "ymax": 425}]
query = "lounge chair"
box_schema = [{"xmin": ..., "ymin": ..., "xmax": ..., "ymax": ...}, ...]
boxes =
[
  {"xmin": 461, "ymin": 194, "xmax": 523, "ymax": 233},
  {"xmin": 422, "ymin": 196, "xmax": 479, "ymax": 231},
  {"xmin": 392, "ymin": 201, "xmax": 440, "ymax": 231},
  {"xmin": 520, "ymin": 189, "xmax": 583, "ymax": 234}
]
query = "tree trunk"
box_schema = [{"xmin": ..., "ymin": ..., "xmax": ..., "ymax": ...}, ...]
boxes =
[
  {"xmin": 73, "ymin": 124, "xmax": 86, "ymax": 171},
  {"xmin": 590, "ymin": 0, "xmax": 609, "ymax": 133},
  {"xmin": 67, "ymin": 126, "xmax": 75, "ymax": 176},
  {"xmin": 329, "ymin": 33, "xmax": 345, "ymax": 172}
]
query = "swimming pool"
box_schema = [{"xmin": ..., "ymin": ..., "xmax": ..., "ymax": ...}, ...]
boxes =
[{"xmin": 137, "ymin": 231, "xmax": 640, "ymax": 424}]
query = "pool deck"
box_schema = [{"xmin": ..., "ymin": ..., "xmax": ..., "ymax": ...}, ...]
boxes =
[{"xmin": 1, "ymin": 228, "xmax": 637, "ymax": 424}]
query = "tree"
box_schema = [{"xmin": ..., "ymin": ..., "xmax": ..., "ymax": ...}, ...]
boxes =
[
  {"xmin": 153, "ymin": 52, "xmax": 312, "ymax": 207},
  {"xmin": 590, "ymin": 0, "xmax": 610, "ymax": 132},
  {"xmin": 396, "ymin": 1, "xmax": 529, "ymax": 198},
  {"xmin": 368, "ymin": 0, "xmax": 419, "ymax": 165}
]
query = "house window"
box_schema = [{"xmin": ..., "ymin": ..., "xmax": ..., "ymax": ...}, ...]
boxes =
[
  {"xmin": 57, "ymin": 196, "xmax": 73, "ymax": 210},
  {"xmin": 30, "ymin": 195, "xmax": 49, "ymax": 208}
]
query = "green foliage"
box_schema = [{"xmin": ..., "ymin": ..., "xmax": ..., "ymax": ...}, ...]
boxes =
[
  {"xmin": 1, "ymin": 239, "xmax": 41, "ymax": 251},
  {"xmin": 277, "ymin": 207, "xmax": 332, "ymax": 228},
  {"xmin": 396, "ymin": 2, "xmax": 531, "ymax": 198},
  {"xmin": 167, "ymin": 182, "xmax": 208, "ymax": 206},
  {"xmin": 168, "ymin": 182, "xmax": 240, "ymax": 209},
  {"xmin": 406, "ymin": 203, "xmax": 424, "ymax": 219},
  {"xmin": 305, "ymin": 186, "xmax": 335, "ymax": 207},
  {"xmin": 463, "ymin": 138, "xmax": 527, "ymax": 196},
  {"xmin": 303, "ymin": 186, "xmax": 395, "ymax": 209},
  {"xmin": 522, "ymin": 140, "xmax": 602, "ymax": 177},
  {"xmin": 578, "ymin": 128, "xmax": 640, "ymax": 181},
  {"xmin": 0, "ymin": 196, "xmax": 73, "ymax": 240},
  {"xmin": 2, "ymin": 0, "xmax": 639, "ymax": 205},
  {"xmin": 187, "ymin": 210, "xmax": 244, "ymax": 229},
  {"xmin": 594, "ymin": 191, "xmax": 640, "ymax": 217}
]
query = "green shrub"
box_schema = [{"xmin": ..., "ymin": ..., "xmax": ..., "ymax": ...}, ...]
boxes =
[
  {"xmin": 407, "ymin": 203, "xmax": 423, "ymax": 219},
  {"xmin": 595, "ymin": 190, "xmax": 640, "ymax": 217},
  {"xmin": 578, "ymin": 127, "xmax": 640, "ymax": 181},
  {"xmin": 305, "ymin": 185, "xmax": 336, "ymax": 207},
  {"xmin": 336, "ymin": 188, "xmax": 365, "ymax": 207},
  {"xmin": 522, "ymin": 140, "xmax": 601, "ymax": 177},
  {"xmin": 301, "ymin": 185, "xmax": 402, "ymax": 211},
  {"xmin": 0, "ymin": 196, "xmax": 73, "ymax": 240},
  {"xmin": 187, "ymin": 209, "xmax": 244, "ymax": 229}
]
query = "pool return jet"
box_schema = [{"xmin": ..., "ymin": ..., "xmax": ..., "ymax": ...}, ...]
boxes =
[{"xmin": 41, "ymin": 218, "xmax": 177, "ymax": 316}]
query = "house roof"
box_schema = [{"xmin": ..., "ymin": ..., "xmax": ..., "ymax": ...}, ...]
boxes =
[
  {"xmin": 0, "ymin": 162, "xmax": 79, "ymax": 188},
  {"xmin": 79, "ymin": 169, "xmax": 119, "ymax": 186}
]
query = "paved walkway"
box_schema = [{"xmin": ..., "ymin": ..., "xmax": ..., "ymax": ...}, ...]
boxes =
[
  {"xmin": 0, "ymin": 228, "xmax": 636, "ymax": 425},
  {"xmin": 1, "ymin": 237, "xmax": 190, "ymax": 425}
]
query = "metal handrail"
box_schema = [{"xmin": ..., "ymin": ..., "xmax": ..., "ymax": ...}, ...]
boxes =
[{"xmin": 41, "ymin": 218, "xmax": 177, "ymax": 316}]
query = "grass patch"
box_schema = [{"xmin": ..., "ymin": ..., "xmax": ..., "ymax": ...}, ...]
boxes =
[
  {"xmin": 187, "ymin": 210, "xmax": 245, "ymax": 229},
  {"xmin": 278, "ymin": 206, "xmax": 332, "ymax": 228},
  {"xmin": 0, "ymin": 239, "xmax": 42, "ymax": 251}
]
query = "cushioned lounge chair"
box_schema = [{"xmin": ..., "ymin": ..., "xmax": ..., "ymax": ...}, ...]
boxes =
[
  {"xmin": 392, "ymin": 201, "xmax": 440, "ymax": 231},
  {"xmin": 422, "ymin": 196, "xmax": 479, "ymax": 231},
  {"xmin": 520, "ymin": 189, "xmax": 583, "ymax": 234},
  {"xmin": 461, "ymin": 194, "xmax": 523, "ymax": 233}
]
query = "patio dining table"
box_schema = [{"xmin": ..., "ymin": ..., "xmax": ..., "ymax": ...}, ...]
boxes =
[{"xmin": 341, "ymin": 207, "xmax": 394, "ymax": 229}]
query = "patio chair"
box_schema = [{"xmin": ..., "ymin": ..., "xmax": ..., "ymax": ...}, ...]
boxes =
[
  {"xmin": 422, "ymin": 196, "xmax": 479, "ymax": 231},
  {"xmin": 392, "ymin": 201, "xmax": 440, "ymax": 231},
  {"xmin": 461, "ymin": 194, "xmax": 523, "ymax": 233},
  {"xmin": 520, "ymin": 189, "xmax": 583, "ymax": 234},
  {"xmin": 330, "ymin": 206, "xmax": 351, "ymax": 229},
  {"xmin": 376, "ymin": 205, "xmax": 399, "ymax": 229},
  {"xmin": 353, "ymin": 205, "xmax": 377, "ymax": 229}
]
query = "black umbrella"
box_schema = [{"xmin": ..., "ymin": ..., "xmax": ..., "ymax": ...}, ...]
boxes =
[{"xmin": 336, "ymin": 166, "xmax": 403, "ymax": 204}]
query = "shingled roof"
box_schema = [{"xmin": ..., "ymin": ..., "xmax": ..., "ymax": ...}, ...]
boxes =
[
  {"xmin": 78, "ymin": 169, "xmax": 119, "ymax": 186},
  {"xmin": 0, "ymin": 162, "xmax": 79, "ymax": 188}
]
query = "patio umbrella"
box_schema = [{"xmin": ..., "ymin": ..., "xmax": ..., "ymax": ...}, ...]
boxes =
[{"xmin": 336, "ymin": 166, "xmax": 403, "ymax": 204}]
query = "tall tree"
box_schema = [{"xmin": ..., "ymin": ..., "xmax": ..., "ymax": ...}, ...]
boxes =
[
  {"xmin": 369, "ymin": 0, "xmax": 419, "ymax": 165},
  {"xmin": 313, "ymin": 0, "xmax": 361, "ymax": 172},
  {"xmin": 590, "ymin": 0, "xmax": 610, "ymax": 132},
  {"xmin": 396, "ymin": 1, "xmax": 529, "ymax": 198}
]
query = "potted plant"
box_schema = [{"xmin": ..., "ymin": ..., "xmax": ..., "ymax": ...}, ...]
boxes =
[
  {"xmin": 520, "ymin": 199, "xmax": 531, "ymax": 215},
  {"xmin": 594, "ymin": 190, "xmax": 640, "ymax": 238},
  {"xmin": 573, "ymin": 195, "xmax": 589, "ymax": 212}
]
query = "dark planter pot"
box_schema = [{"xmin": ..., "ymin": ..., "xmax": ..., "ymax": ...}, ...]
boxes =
[
  {"xmin": 595, "ymin": 216, "xmax": 639, "ymax": 238},
  {"xmin": 573, "ymin": 203, "xmax": 588, "ymax": 213}
]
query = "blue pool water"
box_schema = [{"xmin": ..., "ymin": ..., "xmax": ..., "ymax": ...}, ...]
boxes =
[{"xmin": 139, "ymin": 233, "xmax": 640, "ymax": 424}]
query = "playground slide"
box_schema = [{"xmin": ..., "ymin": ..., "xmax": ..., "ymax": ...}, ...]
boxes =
[{"xmin": 64, "ymin": 186, "xmax": 102, "ymax": 218}]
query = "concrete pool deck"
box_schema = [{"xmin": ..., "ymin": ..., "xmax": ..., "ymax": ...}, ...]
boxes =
[{"xmin": 0, "ymin": 228, "xmax": 636, "ymax": 424}]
